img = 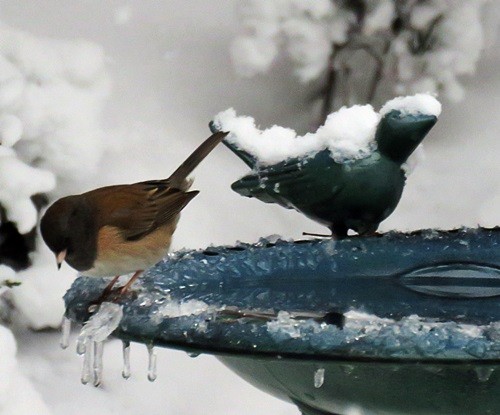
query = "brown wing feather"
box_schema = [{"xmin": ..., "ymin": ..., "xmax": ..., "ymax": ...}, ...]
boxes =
[
  {"xmin": 80, "ymin": 132, "xmax": 226, "ymax": 241},
  {"xmin": 84, "ymin": 183, "xmax": 198, "ymax": 241}
]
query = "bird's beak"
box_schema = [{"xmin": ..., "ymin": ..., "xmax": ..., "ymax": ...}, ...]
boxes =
[{"xmin": 56, "ymin": 249, "xmax": 67, "ymax": 270}]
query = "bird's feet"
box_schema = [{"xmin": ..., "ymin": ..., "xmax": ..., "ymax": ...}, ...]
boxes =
[{"xmin": 89, "ymin": 270, "xmax": 143, "ymax": 310}]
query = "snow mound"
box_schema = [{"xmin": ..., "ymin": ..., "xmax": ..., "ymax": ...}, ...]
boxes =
[
  {"xmin": 214, "ymin": 93, "xmax": 440, "ymax": 166},
  {"xmin": 0, "ymin": 326, "xmax": 52, "ymax": 415},
  {"xmin": 214, "ymin": 105, "xmax": 379, "ymax": 165},
  {"xmin": 11, "ymin": 244, "xmax": 77, "ymax": 329}
]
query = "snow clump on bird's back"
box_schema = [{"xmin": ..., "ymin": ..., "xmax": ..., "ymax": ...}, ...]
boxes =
[
  {"xmin": 214, "ymin": 93, "xmax": 441, "ymax": 166},
  {"xmin": 214, "ymin": 105, "xmax": 380, "ymax": 165}
]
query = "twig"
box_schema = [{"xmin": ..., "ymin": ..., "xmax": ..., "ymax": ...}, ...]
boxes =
[
  {"xmin": 320, "ymin": 43, "xmax": 344, "ymax": 125},
  {"xmin": 367, "ymin": 40, "xmax": 391, "ymax": 103},
  {"xmin": 342, "ymin": 64, "xmax": 353, "ymax": 106}
]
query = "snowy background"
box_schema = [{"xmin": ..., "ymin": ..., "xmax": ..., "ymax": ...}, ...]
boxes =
[{"xmin": 0, "ymin": 1, "xmax": 499, "ymax": 414}]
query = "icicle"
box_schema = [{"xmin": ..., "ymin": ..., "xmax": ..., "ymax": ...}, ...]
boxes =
[
  {"xmin": 93, "ymin": 341, "xmax": 104, "ymax": 387},
  {"xmin": 76, "ymin": 337, "xmax": 86, "ymax": 355},
  {"xmin": 475, "ymin": 366, "xmax": 495, "ymax": 383},
  {"xmin": 314, "ymin": 368, "xmax": 325, "ymax": 388},
  {"xmin": 147, "ymin": 344, "xmax": 157, "ymax": 382},
  {"xmin": 122, "ymin": 341, "xmax": 131, "ymax": 379},
  {"xmin": 79, "ymin": 302, "xmax": 123, "ymax": 342},
  {"xmin": 76, "ymin": 302, "xmax": 123, "ymax": 385},
  {"xmin": 60, "ymin": 316, "xmax": 71, "ymax": 349},
  {"xmin": 81, "ymin": 339, "xmax": 93, "ymax": 385}
]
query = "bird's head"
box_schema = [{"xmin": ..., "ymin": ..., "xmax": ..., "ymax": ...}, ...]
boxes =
[
  {"xmin": 40, "ymin": 195, "xmax": 95, "ymax": 271},
  {"xmin": 375, "ymin": 110, "xmax": 438, "ymax": 164}
]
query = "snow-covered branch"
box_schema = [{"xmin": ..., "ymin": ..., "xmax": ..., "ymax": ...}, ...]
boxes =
[
  {"xmin": 0, "ymin": 22, "xmax": 110, "ymax": 329},
  {"xmin": 231, "ymin": 0, "xmax": 495, "ymax": 122}
]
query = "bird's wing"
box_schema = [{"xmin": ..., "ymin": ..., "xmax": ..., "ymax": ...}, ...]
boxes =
[
  {"xmin": 232, "ymin": 153, "xmax": 341, "ymax": 209},
  {"xmin": 88, "ymin": 182, "xmax": 198, "ymax": 241}
]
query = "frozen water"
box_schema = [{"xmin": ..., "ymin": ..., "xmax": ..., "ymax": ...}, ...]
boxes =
[
  {"xmin": 147, "ymin": 344, "xmax": 157, "ymax": 382},
  {"xmin": 60, "ymin": 316, "xmax": 71, "ymax": 349},
  {"xmin": 267, "ymin": 311, "xmax": 303, "ymax": 339},
  {"xmin": 93, "ymin": 341, "xmax": 104, "ymax": 387},
  {"xmin": 474, "ymin": 366, "xmax": 495, "ymax": 383},
  {"xmin": 64, "ymin": 228, "xmax": 500, "ymax": 361},
  {"xmin": 80, "ymin": 339, "xmax": 92, "ymax": 385},
  {"xmin": 314, "ymin": 368, "xmax": 325, "ymax": 388},
  {"xmin": 122, "ymin": 341, "xmax": 131, "ymax": 379},
  {"xmin": 76, "ymin": 339, "xmax": 86, "ymax": 356},
  {"xmin": 77, "ymin": 302, "xmax": 123, "ymax": 344},
  {"xmin": 74, "ymin": 302, "xmax": 122, "ymax": 386}
]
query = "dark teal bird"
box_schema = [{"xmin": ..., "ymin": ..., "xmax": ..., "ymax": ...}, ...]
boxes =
[{"xmin": 211, "ymin": 110, "xmax": 438, "ymax": 239}]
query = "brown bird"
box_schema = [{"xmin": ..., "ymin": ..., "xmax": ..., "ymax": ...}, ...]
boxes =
[{"xmin": 40, "ymin": 131, "xmax": 228, "ymax": 298}]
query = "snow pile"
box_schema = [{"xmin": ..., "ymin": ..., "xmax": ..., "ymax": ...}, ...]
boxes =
[
  {"xmin": 10, "ymin": 244, "xmax": 77, "ymax": 330},
  {"xmin": 231, "ymin": 0, "xmax": 492, "ymax": 102},
  {"xmin": 215, "ymin": 105, "xmax": 380, "ymax": 164},
  {"xmin": 214, "ymin": 93, "xmax": 439, "ymax": 166},
  {"xmin": 0, "ymin": 325, "xmax": 52, "ymax": 415}
]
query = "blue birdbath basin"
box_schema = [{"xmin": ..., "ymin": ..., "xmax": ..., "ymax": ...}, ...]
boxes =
[{"xmin": 64, "ymin": 227, "xmax": 500, "ymax": 415}]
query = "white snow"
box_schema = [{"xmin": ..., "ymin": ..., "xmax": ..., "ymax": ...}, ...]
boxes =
[
  {"xmin": 0, "ymin": 326, "xmax": 52, "ymax": 415},
  {"xmin": 380, "ymin": 93, "xmax": 442, "ymax": 117},
  {"xmin": 215, "ymin": 94, "xmax": 440, "ymax": 166},
  {"xmin": 0, "ymin": 2, "xmax": 496, "ymax": 415},
  {"xmin": 0, "ymin": 148, "xmax": 56, "ymax": 233},
  {"xmin": 214, "ymin": 104, "xmax": 380, "ymax": 165},
  {"xmin": 363, "ymin": 0, "xmax": 395, "ymax": 36},
  {"xmin": 231, "ymin": 0, "xmax": 493, "ymax": 103},
  {"xmin": 10, "ymin": 244, "xmax": 77, "ymax": 330}
]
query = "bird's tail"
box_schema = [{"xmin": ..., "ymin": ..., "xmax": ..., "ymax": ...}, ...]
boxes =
[
  {"xmin": 209, "ymin": 121, "xmax": 257, "ymax": 168},
  {"xmin": 168, "ymin": 131, "xmax": 228, "ymax": 188}
]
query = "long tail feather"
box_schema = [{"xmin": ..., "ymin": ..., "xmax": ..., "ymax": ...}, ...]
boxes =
[{"xmin": 168, "ymin": 131, "xmax": 228, "ymax": 188}]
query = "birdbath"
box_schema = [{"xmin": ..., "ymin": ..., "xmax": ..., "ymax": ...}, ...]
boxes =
[{"xmin": 64, "ymin": 227, "xmax": 500, "ymax": 415}]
